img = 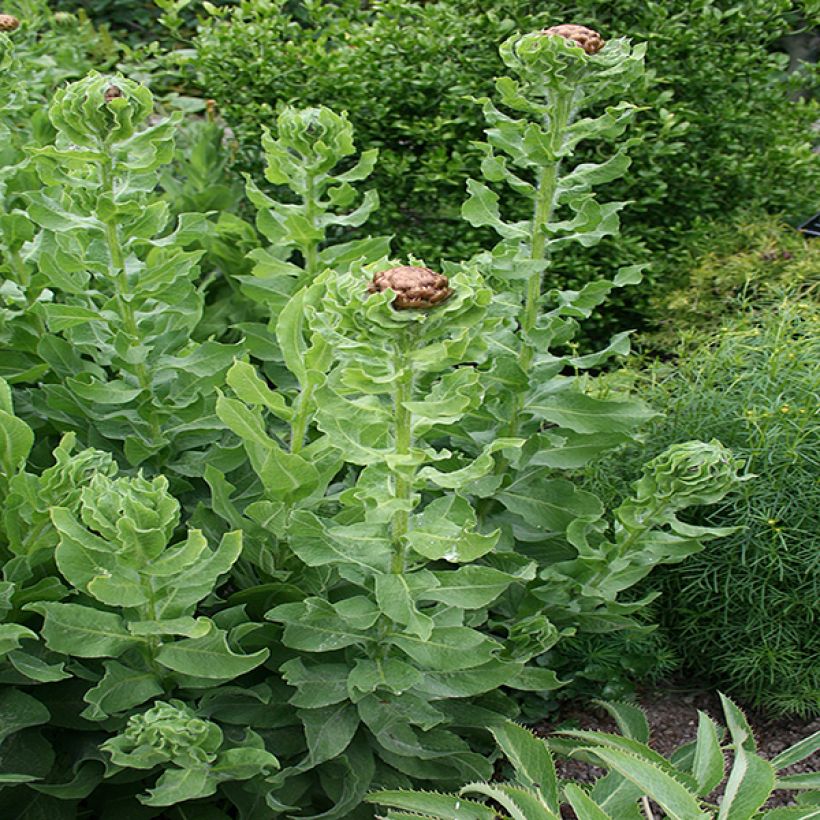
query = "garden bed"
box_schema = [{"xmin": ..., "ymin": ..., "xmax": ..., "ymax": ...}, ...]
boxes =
[{"xmin": 539, "ymin": 687, "xmax": 820, "ymax": 813}]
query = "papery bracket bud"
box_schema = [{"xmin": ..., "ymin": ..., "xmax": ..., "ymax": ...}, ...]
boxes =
[
  {"xmin": 542, "ymin": 24, "xmax": 604, "ymax": 55},
  {"xmin": 0, "ymin": 13, "xmax": 20, "ymax": 32},
  {"xmin": 367, "ymin": 265, "xmax": 453, "ymax": 310}
]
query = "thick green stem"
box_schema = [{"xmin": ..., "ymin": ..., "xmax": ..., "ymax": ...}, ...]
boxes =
[
  {"xmin": 98, "ymin": 152, "xmax": 162, "ymax": 445},
  {"xmin": 302, "ymin": 171, "xmax": 320, "ymax": 282},
  {"xmin": 390, "ymin": 337, "xmax": 414, "ymax": 574}
]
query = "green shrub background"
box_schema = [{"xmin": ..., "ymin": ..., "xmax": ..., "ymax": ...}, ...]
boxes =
[
  {"xmin": 193, "ymin": 0, "xmax": 820, "ymax": 337},
  {"xmin": 585, "ymin": 227, "xmax": 820, "ymax": 716}
]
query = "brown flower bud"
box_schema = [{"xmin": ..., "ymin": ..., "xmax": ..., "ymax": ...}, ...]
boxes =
[
  {"xmin": 367, "ymin": 265, "xmax": 453, "ymax": 310},
  {"xmin": 0, "ymin": 13, "xmax": 20, "ymax": 31},
  {"xmin": 542, "ymin": 24, "xmax": 604, "ymax": 55},
  {"xmin": 104, "ymin": 85, "xmax": 123, "ymax": 103}
]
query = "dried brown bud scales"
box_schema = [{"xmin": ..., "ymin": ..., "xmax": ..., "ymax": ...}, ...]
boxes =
[
  {"xmin": 368, "ymin": 266, "xmax": 453, "ymax": 310},
  {"xmin": 104, "ymin": 85, "xmax": 123, "ymax": 103},
  {"xmin": 542, "ymin": 24, "xmax": 604, "ymax": 55},
  {"xmin": 0, "ymin": 13, "xmax": 20, "ymax": 31}
]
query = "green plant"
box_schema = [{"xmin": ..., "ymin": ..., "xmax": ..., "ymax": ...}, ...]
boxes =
[
  {"xmin": 586, "ymin": 288, "xmax": 820, "ymax": 716},
  {"xmin": 0, "ymin": 24, "xmax": 749, "ymax": 819},
  {"xmin": 370, "ymin": 697, "xmax": 820, "ymax": 819}
]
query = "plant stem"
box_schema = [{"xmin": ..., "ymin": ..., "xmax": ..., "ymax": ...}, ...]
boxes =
[
  {"xmin": 302, "ymin": 171, "xmax": 320, "ymax": 281},
  {"xmin": 390, "ymin": 334, "xmax": 414, "ymax": 574},
  {"xmin": 98, "ymin": 152, "xmax": 162, "ymax": 446}
]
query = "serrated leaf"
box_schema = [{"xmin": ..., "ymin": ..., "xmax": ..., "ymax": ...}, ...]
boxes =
[
  {"xmin": 692, "ymin": 710, "xmax": 725, "ymax": 797},
  {"xmin": 718, "ymin": 746, "xmax": 775, "ymax": 819},
  {"xmin": 563, "ymin": 783, "xmax": 613, "ymax": 819},
  {"xmin": 368, "ymin": 789, "xmax": 496, "ymax": 820},
  {"xmin": 771, "ymin": 731, "xmax": 820, "ymax": 770},
  {"xmin": 592, "ymin": 701, "xmax": 650, "ymax": 744},
  {"xmin": 491, "ymin": 721, "xmax": 559, "ymax": 811},
  {"xmin": 584, "ymin": 747, "xmax": 708, "ymax": 820}
]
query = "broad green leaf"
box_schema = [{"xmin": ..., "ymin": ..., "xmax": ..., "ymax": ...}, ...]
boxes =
[
  {"xmin": 142, "ymin": 766, "xmax": 215, "ymax": 807},
  {"xmin": 368, "ymin": 789, "xmax": 497, "ymax": 820},
  {"xmin": 491, "ymin": 721, "xmax": 559, "ymax": 811},
  {"xmin": 0, "ymin": 408, "xmax": 33, "ymax": 477},
  {"xmin": 226, "ymin": 360, "xmax": 292, "ymax": 421},
  {"xmin": 7, "ymin": 650, "xmax": 70, "ymax": 683},
  {"xmin": 584, "ymin": 747, "xmax": 708, "ymax": 820},
  {"xmin": 26, "ymin": 602, "xmax": 142, "ymax": 658},
  {"xmin": 525, "ymin": 390, "xmax": 655, "ymax": 435},
  {"xmin": 42, "ymin": 305, "xmax": 105, "ymax": 333},
  {"xmin": 82, "ymin": 660, "xmax": 164, "ymax": 720},
  {"xmin": 497, "ymin": 472, "xmax": 602, "ymax": 533},
  {"xmin": 406, "ymin": 495, "xmax": 499, "ymax": 563},
  {"xmin": 421, "ymin": 565, "xmax": 522, "ymax": 609},
  {"xmin": 287, "ymin": 510, "xmax": 392, "ymax": 573},
  {"xmin": 718, "ymin": 746, "xmax": 775, "ymax": 820},
  {"xmin": 0, "ymin": 688, "xmax": 50, "ymax": 743},
  {"xmin": 528, "ymin": 431, "xmax": 631, "ymax": 469},
  {"xmin": 347, "ymin": 658, "xmax": 423, "ymax": 701},
  {"xmin": 280, "ymin": 659, "xmax": 350, "ymax": 708},
  {"xmin": 692, "ymin": 710, "xmax": 725, "ymax": 797},
  {"xmin": 462, "ymin": 179, "xmax": 528, "ymax": 239},
  {"xmin": 0, "ymin": 624, "xmax": 37, "ymax": 656},
  {"xmin": 212, "ymin": 747, "xmax": 279, "ymax": 780},
  {"xmin": 777, "ymin": 773, "xmax": 820, "ymax": 790},
  {"xmin": 298, "ymin": 702, "xmax": 359, "ymax": 767},
  {"xmin": 390, "ymin": 627, "xmax": 500, "ymax": 671},
  {"xmin": 156, "ymin": 630, "xmax": 268, "ymax": 680},
  {"xmin": 375, "ymin": 573, "xmax": 433, "ymax": 639},
  {"xmin": 268, "ymin": 598, "xmax": 369, "ymax": 652}
]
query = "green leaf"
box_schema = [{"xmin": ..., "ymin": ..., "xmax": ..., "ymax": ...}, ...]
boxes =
[
  {"xmin": 491, "ymin": 720, "xmax": 559, "ymax": 812},
  {"xmin": 776, "ymin": 773, "xmax": 820, "ymax": 791},
  {"xmin": 462, "ymin": 782, "xmax": 558, "ymax": 820},
  {"xmin": 718, "ymin": 746, "xmax": 775, "ymax": 820},
  {"xmin": 7, "ymin": 650, "xmax": 70, "ymax": 683},
  {"xmin": 462, "ymin": 179, "xmax": 528, "ymax": 239},
  {"xmin": 298, "ymin": 702, "xmax": 360, "ymax": 767},
  {"xmin": 142, "ymin": 765, "xmax": 215, "ymax": 807},
  {"xmin": 720, "ymin": 693, "xmax": 757, "ymax": 753},
  {"xmin": 563, "ymin": 783, "xmax": 614, "ymax": 820},
  {"xmin": 497, "ymin": 473, "xmax": 602, "ymax": 533},
  {"xmin": 405, "ymin": 495, "xmax": 499, "ymax": 563},
  {"xmin": 268, "ymin": 598, "xmax": 369, "ymax": 652},
  {"xmin": 375, "ymin": 573, "xmax": 433, "ymax": 639},
  {"xmin": 692, "ymin": 710, "xmax": 725, "ymax": 797},
  {"xmin": 421, "ymin": 565, "xmax": 523, "ymax": 609},
  {"xmin": 525, "ymin": 390, "xmax": 656, "ymax": 435},
  {"xmin": 0, "ymin": 408, "xmax": 33, "ymax": 477},
  {"xmin": 287, "ymin": 511, "xmax": 392, "ymax": 573},
  {"xmin": 368, "ymin": 789, "xmax": 497, "ymax": 820},
  {"xmin": 82, "ymin": 660, "xmax": 164, "ymax": 720},
  {"xmin": 156, "ymin": 630, "xmax": 268, "ymax": 681},
  {"xmin": 0, "ymin": 688, "xmax": 50, "ymax": 743},
  {"xmin": 26, "ymin": 602, "xmax": 142, "ymax": 658},
  {"xmin": 390, "ymin": 627, "xmax": 500, "ymax": 671},
  {"xmin": 280, "ymin": 659, "xmax": 350, "ymax": 708},
  {"xmin": 771, "ymin": 731, "xmax": 820, "ymax": 770},
  {"xmin": 583, "ymin": 747, "xmax": 708, "ymax": 820},
  {"xmin": 0, "ymin": 624, "xmax": 38, "ymax": 656},
  {"xmin": 226, "ymin": 359, "xmax": 292, "ymax": 421},
  {"xmin": 213, "ymin": 746, "xmax": 279, "ymax": 780},
  {"xmin": 347, "ymin": 658, "xmax": 422, "ymax": 701},
  {"xmin": 592, "ymin": 700, "xmax": 650, "ymax": 743}
]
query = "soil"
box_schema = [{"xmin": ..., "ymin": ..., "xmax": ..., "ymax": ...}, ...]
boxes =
[{"xmin": 534, "ymin": 685, "xmax": 819, "ymax": 816}]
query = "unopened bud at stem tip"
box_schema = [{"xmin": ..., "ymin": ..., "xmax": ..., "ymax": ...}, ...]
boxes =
[
  {"xmin": 0, "ymin": 13, "xmax": 21, "ymax": 31},
  {"xmin": 367, "ymin": 266, "xmax": 453, "ymax": 310},
  {"xmin": 541, "ymin": 24, "xmax": 605, "ymax": 55}
]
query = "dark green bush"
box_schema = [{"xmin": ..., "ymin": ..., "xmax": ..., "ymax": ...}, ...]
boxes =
[
  {"xmin": 193, "ymin": 0, "xmax": 820, "ymax": 337},
  {"xmin": 586, "ymin": 271, "xmax": 820, "ymax": 716}
]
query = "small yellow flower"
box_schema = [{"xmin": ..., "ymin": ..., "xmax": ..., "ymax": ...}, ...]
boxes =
[{"xmin": 780, "ymin": 405, "xmax": 790, "ymax": 414}]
